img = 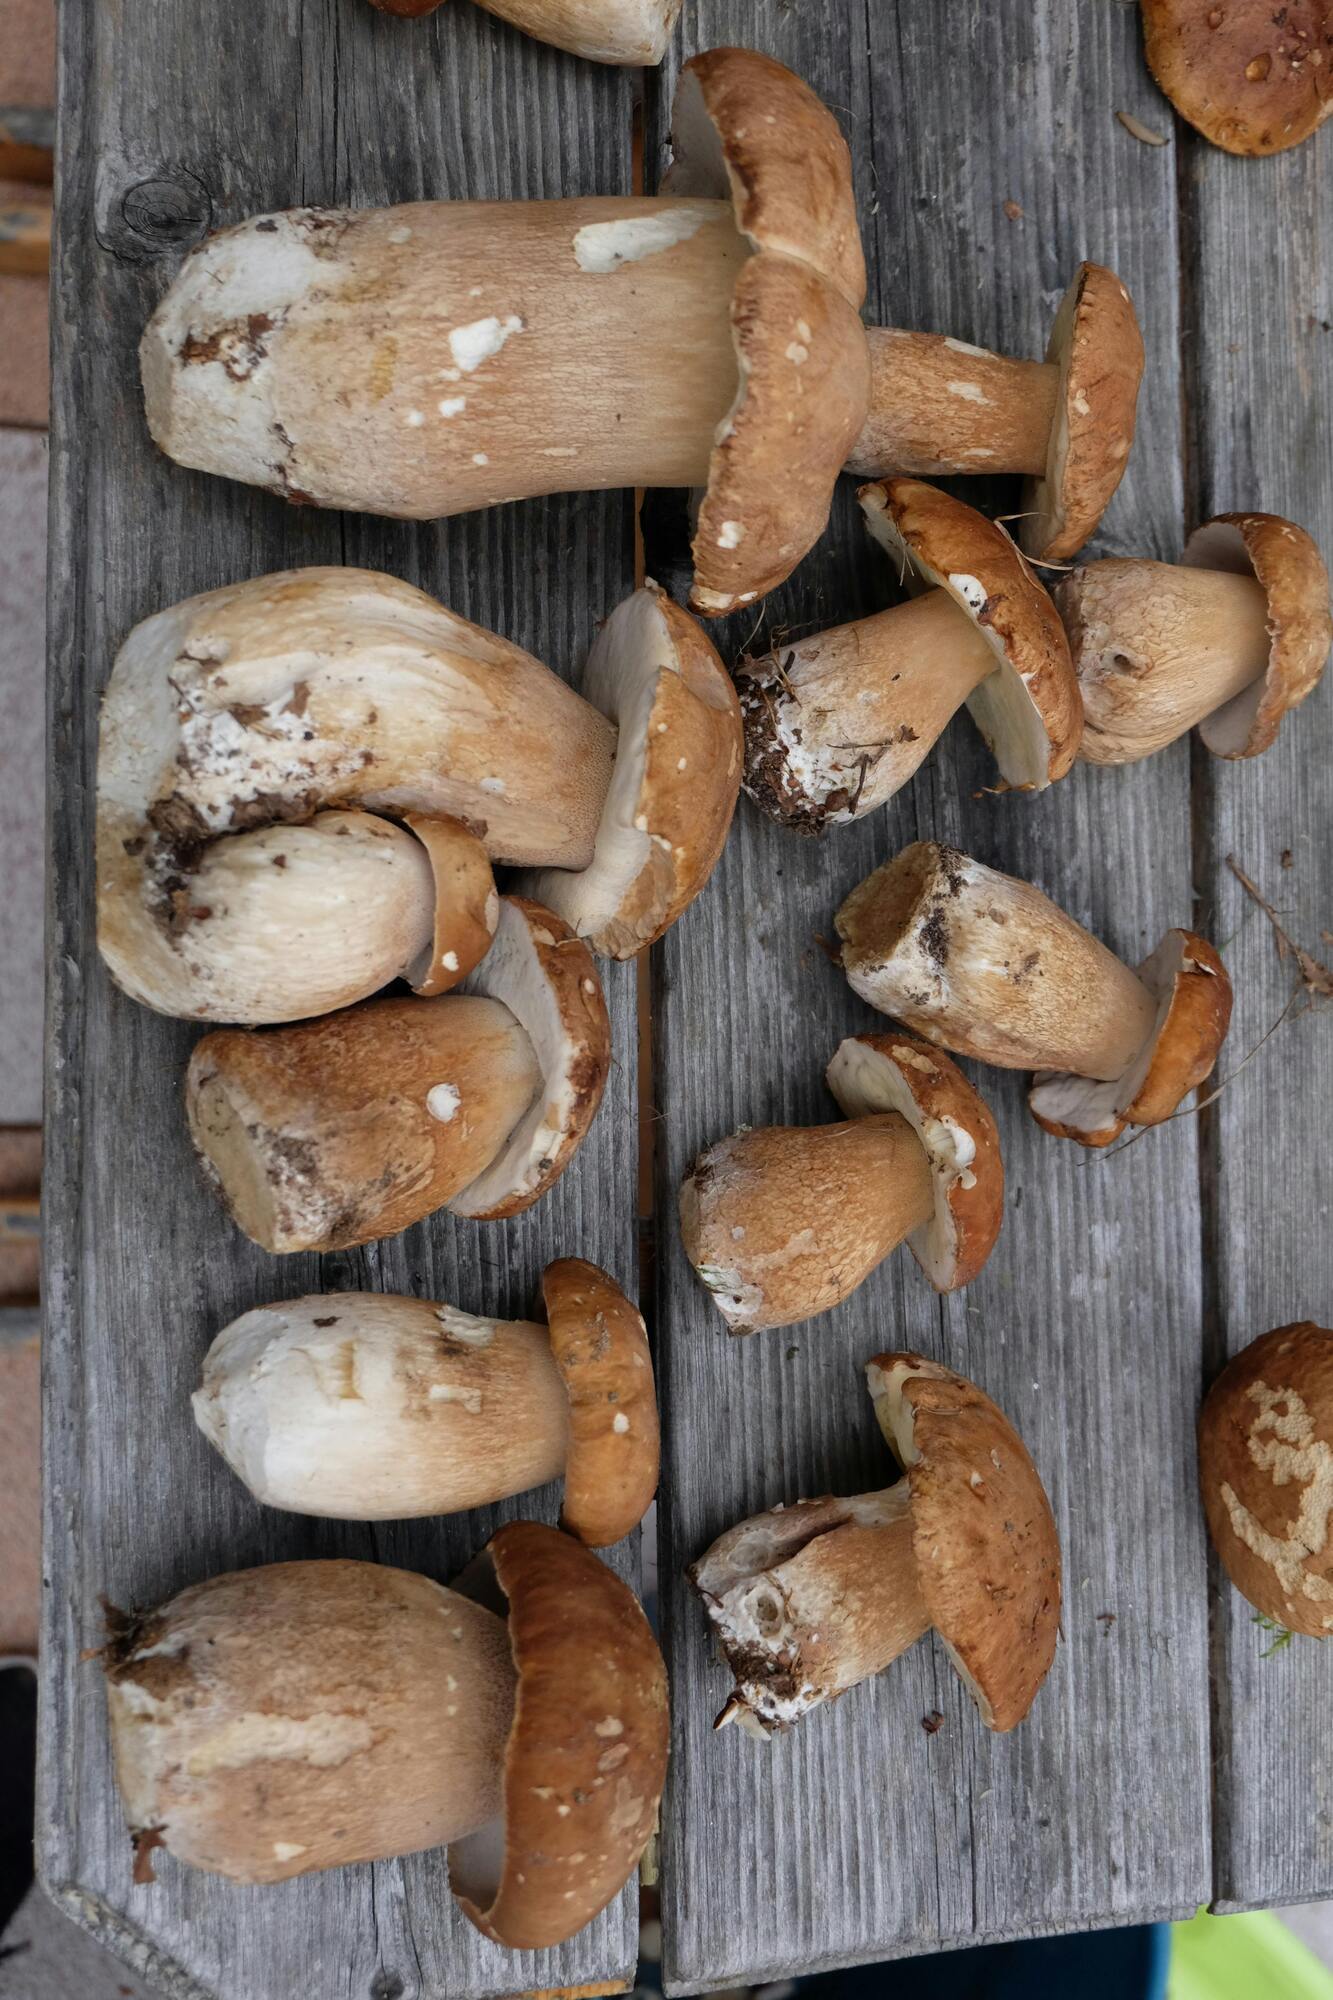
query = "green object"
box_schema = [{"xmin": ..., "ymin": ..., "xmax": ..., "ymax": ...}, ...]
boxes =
[{"xmin": 1170, "ymin": 1909, "xmax": 1333, "ymax": 2000}]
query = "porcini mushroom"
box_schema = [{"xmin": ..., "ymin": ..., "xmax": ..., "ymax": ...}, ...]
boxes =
[
  {"xmin": 98, "ymin": 569, "xmax": 739, "ymax": 1023},
  {"xmin": 1198, "ymin": 1321, "xmax": 1333, "ymax": 1636},
  {"xmin": 103, "ymin": 1524, "xmax": 669, "ymax": 1948},
  {"xmin": 140, "ymin": 54, "xmax": 1138, "ymax": 617},
  {"xmin": 367, "ymin": 0, "xmax": 682, "ymax": 66},
  {"xmin": 690, "ymin": 1353, "xmax": 1060, "ymax": 1735},
  {"xmin": 679, "ymin": 1033, "xmax": 1002, "ymax": 1333},
  {"xmin": 1140, "ymin": 0, "xmax": 1333, "ymax": 156},
  {"xmin": 194, "ymin": 1258, "xmax": 658, "ymax": 1545},
  {"xmin": 187, "ymin": 896, "xmax": 610, "ymax": 1252},
  {"xmin": 836, "ymin": 841, "xmax": 1234, "ymax": 1149},
  {"xmin": 1058, "ymin": 512, "xmax": 1332, "ymax": 765},
  {"xmin": 739, "ymin": 479, "xmax": 1081, "ymax": 830}
]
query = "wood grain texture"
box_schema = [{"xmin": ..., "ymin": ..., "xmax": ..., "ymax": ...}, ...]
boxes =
[
  {"xmin": 40, "ymin": 4, "xmax": 640, "ymax": 1997},
  {"xmin": 1181, "ymin": 119, "xmax": 1333, "ymax": 1911},
  {"xmin": 649, "ymin": 4, "xmax": 1217, "ymax": 1988}
]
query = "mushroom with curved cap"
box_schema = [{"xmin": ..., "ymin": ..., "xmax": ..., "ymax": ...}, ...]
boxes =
[
  {"xmin": 836, "ymin": 841, "xmax": 1234, "ymax": 1150},
  {"xmin": 739, "ymin": 478, "xmax": 1081, "ymax": 831},
  {"xmin": 102, "ymin": 1524, "xmax": 669, "ymax": 1947},
  {"xmin": 186, "ymin": 896, "xmax": 610, "ymax": 1252},
  {"xmin": 1058, "ymin": 512, "xmax": 1331, "ymax": 765},
  {"xmin": 98, "ymin": 569, "xmax": 739, "ymax": 1023},
  {"xmin": 689, "ymin": 1352, "xmax": 1060, "ymax": 1736},
  {"xmin": 679, "ymin": 1033, "xmax": 1002, "ymax": 1333},
  {"xmin": 367, "ymin": 0, "xmax": 681, "ymax": 65},
  {"xmin": 1199, "ymin": 1321, "xmax": 1333, "ymax": 1637},
  {"xmin": 193, "ymin": 1258, "xmax": 658, "ymax": 1545},
  {"xmin": 1140, "ymin": 0, "xmax": 1333, "ymax": 156}
]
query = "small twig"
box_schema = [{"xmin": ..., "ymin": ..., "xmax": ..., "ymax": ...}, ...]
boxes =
[
  {"xmin": 1253, "ymin": 1612, "xmax": 1294, "ymax": 1659},
  {"xmin": 993, "ymin": 511, "xmax": 1076, "ymax": 584},
  {"xmin": 1226, "ymin": 854, "xmax": 1333, "ymax": 1000}
]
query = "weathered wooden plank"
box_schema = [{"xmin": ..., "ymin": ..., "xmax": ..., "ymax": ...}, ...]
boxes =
[
  {"xmin": 649, "ymin": 5, "xmax": 1213, "ymax": 1988},
  {"xmin": 1181, "ymin": 123, "xmax": 1333, "ymax": 1913},
  {"xmin": 40, "ymin": 3, "xmax": 641, "ymax": 1996}
]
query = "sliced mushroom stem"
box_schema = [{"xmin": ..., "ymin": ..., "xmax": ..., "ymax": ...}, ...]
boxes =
[
  {"xmin": 1059, "ymin": 559, "xmax": 1275, "ymax": 764},
  {"xmin": 847, "ymin": 329, "xmax": 1059, "ymax": 479}
]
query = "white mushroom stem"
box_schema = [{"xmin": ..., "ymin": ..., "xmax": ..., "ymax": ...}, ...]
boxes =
[
  {"xmin": 1058, "ymin": 559, "xmax": 1272, "ymax": 765},
  {"xmin": 680, "ymin": 1115, "xmax": 935, "ymax": 1333},
  {"xmin": 846, "ymin": 330, "xmax": 1059, "ymax": 479},
  {"xmin": 739, "ymin": 590, "xmax": 999, "ymax": 825}
]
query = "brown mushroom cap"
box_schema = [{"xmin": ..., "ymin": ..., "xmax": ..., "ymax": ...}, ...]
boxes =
[
  {"xmin": 866, "ymin": 1353, "xmax": 1061, "ymax": 1730},
  {"xmin": 403, "ymin": 813, "xmax": 499, "ymax": 996},
  {"xmin": 860, "ymin": 478, "xmax": 1082, "ymax": 789},
  {"xmin": 449, "ymin": 1521, "xmax": 669, "ymax": 1949},
  {"xmin": 542, "ymin": 1259, "xmax": 660, "ymax": 1547},
  {"xmin": 1199, "ymin": 1322, "xmax": 1333, "ymax": 1636},
  {"xmin": 665, "ymin": 48, "xmax": 870, "ymax": 616},
  {"xmin": 1028, "ymin": 928, "xmax": 1233, "ymax": 1147},
  {"xmin": 1141, "ymin": 0, "xmax": 1333, "ymax": 156},
  {"xmin": 1183, "ymin": 513, "xmax": 1332, "ymax": 758},
  {"xmin": 1021, "ymin": 262, "xmax": 1144, "ymax": 564},
  {"xmin": 825, "ymin": 1034, "xmax": 1004, "ymax": 1292}
]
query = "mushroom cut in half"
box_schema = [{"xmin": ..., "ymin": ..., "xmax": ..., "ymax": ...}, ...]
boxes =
[
  {"xmin": 1059, "ymin": 513, "xmax": 1331, "ymax": 765},
  {"xmin": 739, "ymin": 479, "xmax": 1081, "ymax": 831},
  {"xmin": 837, "ymin": 843, "xmax": 1233, "ymax": 1150},
  {"xmin": 679, "ymin": 1033, "xmax": 1002, "ymax": 1333},
  {"xmin": 1140, "ymin": 0, "xmax": 1333, "ymax": 156},
  {"xmin": 187, "ymin": 897, "xmax": 610, "ymax": 1252},
  {"xmin": 1199, "ymin": 1322, "xmax": 1333, "ymax": 1637},
  {"xmin": 367, "ymin": 0, "xmax": 682, "ymax": 66},
  {"xmin": 194, "ymin": 1259, "xmax": 658, "ymax": 1545},
  {"xmin": 690, "ymin": 1354, "xmax": 1060, "ymax": 1736},
  {"xmin": 103, "ymin": 1527, "xmax": 669, "ymax": 1947}
]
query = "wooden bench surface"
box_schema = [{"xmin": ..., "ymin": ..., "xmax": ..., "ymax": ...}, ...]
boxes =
[{"xmin": 41, "ymin": 0, "xmax": 1332, "ymax": 1995}]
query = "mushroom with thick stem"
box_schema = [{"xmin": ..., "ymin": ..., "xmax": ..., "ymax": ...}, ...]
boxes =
[
  {"xmin": 1140, "ymin": 0, "xmax": 1333, "ymax": 157},
  {"xmin": 140, "ymin": 55, "xmax": 1140, "ymax": 620},
  {"xmin": 739, "ymin": 478, "xmax": 1081, "ymax": 831},
  {"xmin": 367, "ymin": 0, "xmax": 682, "ymax": 66},
  {"xmin": 836, "ymin": 841, "xmax": 1234, "ymax": 1149},
  {"xmin": 98, "ymin": 568, "xmax": 740, "ymax": 1023},
  {"xmin": 1058, "ymin": 512, "xmax": 1331, "ymax": 765},
  {"xmin": 193, "ymin": 1258, "xmax": 659, "ymax": 1544},
  {"xmin": 679, "ymin": 1033, "xmax": 1002, "ymax": 1333},
  {"xmin": 1198, "ymin": 1321, "xmax": 1333, "ymax": 1638},
  {"xmin": 690, "ymin": 1353, "xmax": 1060, "ymax": 1736},
  {"xmin": 187, "ymin": 896, "xmax": 610, "ymax": 1252},
  {"xmin": 102, "ymin": 1523, "xmax": 669, "ymax": 1947}
]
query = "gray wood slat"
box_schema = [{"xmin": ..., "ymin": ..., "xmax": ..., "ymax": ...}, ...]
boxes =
[
  {"xmin": 40, "ymin": 3, "xmax": 640, "ymax": 1996},
  {"xmin": 1181, "ymin": 122, "xmax": 1333, "ymax": 1914},
  {"xmin": 649, "ymin": 4, "xmax": 1214, "ymax": 1988}
]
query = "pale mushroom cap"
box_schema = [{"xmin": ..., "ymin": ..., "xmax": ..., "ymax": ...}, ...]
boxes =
[
  {"xmin": 867, "ymin": 1353, "xmax": 1061, "ymax": 1730},
  {"xmin": 825, "ymin": 1034, "xmax": 1003, "ymax": 1293},
  {"xmin": 1029, "ymin": 928, "xmax": 1233, "ymax": 1148},
  {"xmin": 103, "ymin": 1561, "xmax": 516, "ymax": 1884},
  {"xmin": 449, "ymin": 1521, "xmax": 669, "ymax": 1949},
  {"xmin": 452, "ymin": 897, "xmax": 611, "ymax": 1220},
  {"xmin": 526, "ymin": 584, "xmax": 742, "ymax": 957},
  {"xmin": 1021, "ymin": 262, "xmax": 1144, "ymax": 563},
  {"xmin": 1141, "ymin": 0, "xmax": 1333, "ymax": 155},
  {"xmin": 542, "ymin": 1259, "xmax": 660, "ymax": 1547},
  {"xmin": 1184, "ymin": 513, "xmax": 1332, "ymax": 758},
  {"xmin": 1199, "ymin": 1322, "xmax": 1333, "ymax": 1635},
  {"xmin": 860, "ymin": 478, "xmax": 1082, "ymax": 789}
]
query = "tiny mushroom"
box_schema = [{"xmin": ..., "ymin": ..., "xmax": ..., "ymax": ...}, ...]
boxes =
[
  {"xmin": 98, "ymin": 569, "xmax": 739, "ymax": 1024},
  {"xmin": 1140, "ymin": 0, "xmax": 1333, "ymax": 156},
  {"xmin": 193, "ymin": 1258, "xmax": 659, "ymax": 1545},
  {"xmin": 739, "ymin": 478, "xmax": 1081, "ymax": 831},
  {"xmin": 368, "ymin": 0, "xmax": 682, "ymax": 64},
  {"xmin": 102, "ymin": 1525, "xmax": 669, "ymax": 1947},
  {"xmin": 836, "ymin": 841, "xmax": 1234, "ymax": 1149},
  {"xmin": 1058, "ymin": 511, "xmax": 1332, "ymax": 765},
  {"xmin": 186, "ymin": 896, "xmax": 610, "ymax": 1252},
  {"xmin": 679, "ymin": 1033, "xmax": 1002, "ymax": 1333},
  {"xmin": 690, "ymin": 1353, "xmax": 1060, "ymax": 1736},
  {"xmin": 1199, "ymin": 1321, "xmax": 1333, "ymax": 1637}
]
